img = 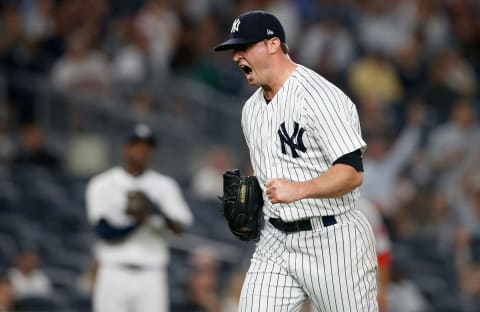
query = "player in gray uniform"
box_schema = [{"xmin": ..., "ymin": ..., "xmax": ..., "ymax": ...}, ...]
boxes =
[{"xmin": 215, "ymin": 11, "xmax": 378, "ymax": 312}]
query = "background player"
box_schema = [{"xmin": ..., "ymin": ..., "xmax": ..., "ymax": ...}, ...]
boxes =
[
  {"xmin": 357, "ymin": 197, "xmax": 393, "ymax": 312},
  {"xmin": 85, "ymin": 124, "xmax": 193, "ymax": 312},
  {"xmin": 214, "ymin": 11, "xmax": 378, "ymax": 312}
]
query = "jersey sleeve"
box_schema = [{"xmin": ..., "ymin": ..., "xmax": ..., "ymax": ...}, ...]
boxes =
[
  {"xmin": 304, "ymin": 93, "xmax": 366, "ymax": 163},
  {"xmin": 357, "ymin": 198, "xmax": 392, "ymax": 257},
  {"xmin": 85, "ymin": 178, "xmax": 110, "ymax": 224},
  {"xmin": 152, "ymin": 178, "xmax": 193, "ymax": 227},
  {"xmin": 86, "ymin": 173, "xmax": 141, "ymax": 227},
  {"xmin": 241, "ymin": 103, "xmax": 252, "ymax": 149}
]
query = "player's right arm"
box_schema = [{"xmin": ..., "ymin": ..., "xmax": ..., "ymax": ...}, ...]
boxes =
[
  {"xmin": 266, "ymin": 161, "xmax": 363, "ymax": 203},
  {"xmin": 267, "ymin": 90, "xmax": 366, "ymax": 203},
  {"xmin": 86, "ymin": 176, "xmax": 140, "ymax": 241},
  {"xmin": 93, "ymin": 219, "xmax": 139, "ymax": 240}
]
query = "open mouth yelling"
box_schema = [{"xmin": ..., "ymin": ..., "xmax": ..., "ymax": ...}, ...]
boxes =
[
  {"xmin": 240, "ymin": 65, "xmax": 252, "ymax": 74},
  {"xmin": 239, "ymin": 64, "xmax": 253, "ymax": 80}
]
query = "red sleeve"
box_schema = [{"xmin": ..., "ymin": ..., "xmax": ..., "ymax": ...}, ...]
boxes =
[{"xmin": 378, "ymin": 251, "xmax": 392, "ymax": 267}]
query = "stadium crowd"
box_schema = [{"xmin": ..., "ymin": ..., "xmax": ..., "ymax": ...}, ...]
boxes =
[{"xmin": 0, "ymin": 0, "xmax": 480, "ymax": 311}]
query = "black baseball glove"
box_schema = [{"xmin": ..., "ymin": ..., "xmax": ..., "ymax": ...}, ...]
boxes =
[
  {"xmin": 220, "ymin": 169, "xmax": 264, "ymax": 241},
  {"xmin": 126, "ymin": 191, "xmax": 153, "ymax": 223},
  {"xmin": 126, "ymin": 191, "xmax": 184, "ymax": 234}
]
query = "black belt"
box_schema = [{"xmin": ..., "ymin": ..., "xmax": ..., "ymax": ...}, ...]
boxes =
[
  {"xmin": 269, "ymin": 216, "xmax": 337, "ymax": 234},
  {"xmin": 119, "ymin": 264, "xmax": 150, "ymax": 271}
]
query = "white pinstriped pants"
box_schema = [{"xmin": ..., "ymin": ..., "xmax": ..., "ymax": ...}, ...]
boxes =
[{"xmin": 239, "ymin": 209, "xmax": 378, "ymax": 312}]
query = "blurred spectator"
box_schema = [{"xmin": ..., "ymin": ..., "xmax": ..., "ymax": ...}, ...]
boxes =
[
  {"xmin": 0, "ymin": 273, "xmax": 16, "ymax": 312},
  {"xmin": 356, "ymin": 0, "xmax": 413, "ymax": 58},
  {"xmin": 51, "ymin": 29, "xmax": 110, "ymax": 96},
  {"xmin": 0, "ymin": 2, "xmax": 38, "ymax": 123},
  {"xmin": 181, "ymin": 9, "xmax": 245, "ymax": 95},
  {"xmin": 191, "ymin": 146, "xmax": 233, "ymax": 201},
  {"xmin": 388, "ymin": 262, "xmax": 428, "ymax": 312},
  {"xmin": 63, "ymin": 131, "xmax": 109, "ymax": 177},
  {"xmin": 433, "ymin": 49, "xmax": 477, "ymax": 98},
  {"xmin": 21, "ymin": 0, "xmax": 55, "ymax": 42},
  {"xmin": 393, "ymin": 37, "xmax": 426, "ymax": 99},
  {"xmin": 234, "ymin": 0, "xmax": 269, "ymax": 16},
  {"xmin": 421, "ymin": 49, "xmax": 477, "ymax": 122},
  {"xmin": 361, "ymin": 103, "xmax": 425, "ymax": 217},
  {"xmin": 109, "ymin": 17, "xmax": 148, "ymax": 85},
  {"xmin": 454, "ymin": 175, "xmax": 480, "ymax": 308},
  {"xmin": 13, "ymin": 123, "xmax": 60, "ymax": 169},
  {"xmin": 182, "ymin": 245, "xmax": 222, "ymax": 312},
  {"xmin": 7, "ymin": 250, "xmax": 52, "ymax": 299},
  {"xmin": 0, "ymin": 3, "xmax": 23, "ymax": 62},
  {"xmin": 447, "ymin": 0, "xmax": 480, "ymax": 74},
  {"xmin": 266, "ymin": 0, "xmax": 301, "ymax": 49},
  {"xmin": 426, "ymin": 98, "xmax": 480, "ymax": 196},
  {"xmin": 357, "ymin": 198, "xmax": 392, "ymax": 312},
  {"xmin": 134, "ymin": 0, "xmax": 180, "ymax": 74},
  {"xmin": 459, "ymin": 263, "xmax": 480, "ymax": 312},
  {"xmin": 298, "ymin": 17, "xmax": 355, "ymax": 84},
  {"xmin": 52, "ymin": 0, "xmax": 108, "ymax": 40},
  {"xmin": 358, "ymin": 95, "xmax": 394, "ymax": 135},
  {"xmin": 412, "ymin": 0, "xmax": 451, "ymax": 57},
  {"xmin": 424, "ymin": 191, "xmax": 458, "ymax": 252},
  {"xmin": 454, "ymin": 173, "xmax": 480, "ymax": 240},
  {"xmin": 0, "ymin": 124, "xmax": 14, "ymax": 170},
  {"xmin": 222, "ymin": 270, "xmax": 245, "ymax": 312},
  {"xmin": 187, "ymin": 15, "xmax": 226, "ymax": 91},
  {"xmin": 76, "ymin": 260, "xmax": 98, "ymax": 295},
  {"xmin": 420, "ymin": 55, "xmax": 457, "ymax": 123},
  {"xmin": 182, "ymin": 0, "xmax": 232, "ymax": 25},
  {"xmin": 183, "ymin": 0, "xmax": 211, "ymax": 24},
  {"xmin": 454, "ymin": 154, "xmax": 480, "ymax": 312},
  {"xmin": 348, "ymin": 50, "xmax": 403, "ymax": 105},
  {"xmin": 130, "ymin": 90, "xmax": 156, "ymax": 122},
  {"xmin": 393, "ymin": 185, "xmax": 459, "ymax": 245}
]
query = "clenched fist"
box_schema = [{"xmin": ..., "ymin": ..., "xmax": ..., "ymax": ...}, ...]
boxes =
[{"xmin": 265, "ymin": 178, "xmax": 306, "ymax": 204}]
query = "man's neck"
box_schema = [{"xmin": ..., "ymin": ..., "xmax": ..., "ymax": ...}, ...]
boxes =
[
  {"xmin": 262, "ymin": 59, "xmax": 297, "ymax": 101},
  {"xmin": 124, "ymin": 164, "xmax": 146, "ymax": 177}
]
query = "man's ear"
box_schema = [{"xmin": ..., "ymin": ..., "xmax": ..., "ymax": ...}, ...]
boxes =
[{"xmin": 267, "ymin": 38, "xmax": 281, "ymax": 54}]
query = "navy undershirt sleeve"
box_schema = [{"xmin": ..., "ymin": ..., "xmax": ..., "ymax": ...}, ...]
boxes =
[
  {"xmin": 94, "ymin": 218, "xmax": 139, "ymax": 241},
  {"xmin": 332, "ymin": 149, "xmax": 364, "ymax": 172}
]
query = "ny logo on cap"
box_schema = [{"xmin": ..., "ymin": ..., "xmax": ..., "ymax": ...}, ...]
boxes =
[
  {"xmin": 267, "ymin": 29, "xmax": 274, "ymax": 35},
  {"xmin": 231, "ymin": 18, "xmax": 240, "ymax": 33}
]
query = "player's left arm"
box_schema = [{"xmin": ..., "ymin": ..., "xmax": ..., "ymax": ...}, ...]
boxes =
[{"xmin": 266, "ymin": 150, "xmax": 363, "ymax": 203}]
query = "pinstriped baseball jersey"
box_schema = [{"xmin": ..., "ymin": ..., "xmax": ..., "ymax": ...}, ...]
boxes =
[
  {"xmin": 215, "ymin": 10, "xmax": 377, "ymax": 312},
  {"xmin": 242, "ymin": 65, "xmax": 366, "ymax": 221}
]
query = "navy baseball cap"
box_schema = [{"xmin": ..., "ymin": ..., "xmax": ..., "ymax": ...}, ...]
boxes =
[
  {"xmin": 214, "ymin": 10, "xmax": 286, "ymax": 51},
  {"xmin": 126, "ymin": 124, "xmax": 156, "ymax": 146}
]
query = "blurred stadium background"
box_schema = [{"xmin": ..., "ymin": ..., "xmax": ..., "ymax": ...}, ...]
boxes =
[{"xmin": 0, "ymin": 0, "xmax": 479, "ymax": 311}]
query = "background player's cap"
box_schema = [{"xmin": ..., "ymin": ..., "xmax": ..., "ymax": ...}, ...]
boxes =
[
  {"xmin": 126, "ymin": 124, "xmax": 156, "ymax": 146},
  {"xmin": 214, "ymin": 10, "xmax": 286, "ymax": 51}
]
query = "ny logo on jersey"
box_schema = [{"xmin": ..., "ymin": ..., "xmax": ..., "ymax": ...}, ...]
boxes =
[
  {"xmin": 231, "ymin": 18, "xmax": 241, "ymax": 33},
  {"xmin": 278, "ymin": 122, "xmax": 307, "ymax": 158}
]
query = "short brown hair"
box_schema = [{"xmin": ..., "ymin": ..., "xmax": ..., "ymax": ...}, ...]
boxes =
[{"xmin": 280, "ymin": 42, "xmax": 289, "ymax": 54}]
